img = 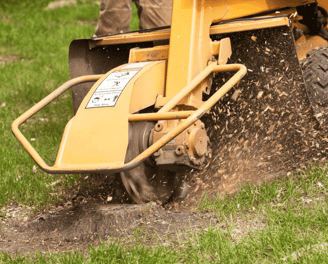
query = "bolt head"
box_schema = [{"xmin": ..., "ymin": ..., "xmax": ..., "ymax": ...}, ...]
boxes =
[
  {"xmin": 153, "ymin": 149, "xmax": 163, "ymax": 157},
  {"xmin": 154, "ymin": 123, "xmax": 163, "ymax": 132},
  {"xmin": 175, "ymin": 145, "xmax": 184, "ymax": 156}
]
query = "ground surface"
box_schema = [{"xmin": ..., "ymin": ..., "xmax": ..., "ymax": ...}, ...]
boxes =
[
  {"xmin": 0, "ymin": 173, "xmax": 267, "ymax": 256},
  {"xmin": 0, "ymin": 173, "xmax": 216, "ymax": 255},
  {"xmin": 0, "ymin": 201, "xmax": 212, "ymax": 255}
]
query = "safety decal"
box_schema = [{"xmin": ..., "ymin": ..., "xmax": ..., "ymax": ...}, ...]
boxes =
[
  {"xmin": 86, "ymin": 69, "xmax": 140, "ymax": 109},
  {"xmin": 122, "ymin": 61, "xmax": 151, "ymax": 69}
]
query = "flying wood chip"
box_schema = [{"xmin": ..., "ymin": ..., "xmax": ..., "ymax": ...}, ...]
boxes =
[{"xmin": 186, "ymin": 26, "xmax": 328, "ymax": 202}]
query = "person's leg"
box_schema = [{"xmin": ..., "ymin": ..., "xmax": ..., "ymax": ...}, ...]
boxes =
[
  {"xmin": 95, "ymin": 0, "xmax": 132, "ymax": 36},
  {"xmin": 135, "ymin": 0, "xmax": 173, "ymax": 30}
]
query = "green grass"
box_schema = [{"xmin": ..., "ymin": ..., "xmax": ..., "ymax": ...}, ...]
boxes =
[
  {"xmin": 130, "ymin": 2, "xmax": 139, "ymax": 31},
  {"xmin": 0, "ymin": 0, "xmax": 99, "ymax": 209},
  {"xmin": 0, "ymin": 0, "xmax": 139, "ymax": 209}
]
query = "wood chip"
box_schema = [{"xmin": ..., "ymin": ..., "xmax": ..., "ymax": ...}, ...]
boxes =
[
  {"xmin": 257, "ymin": 91, "xmax": 264, "ymax": 99},
  {"xmin": 231, "ymin": 89, "xmax": 241, "ymax": 101}
]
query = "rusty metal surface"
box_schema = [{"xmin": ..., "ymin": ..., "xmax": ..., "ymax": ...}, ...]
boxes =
[{"xmin": 151, "ymin": 119, "xmax": 210, "ymax": 171}]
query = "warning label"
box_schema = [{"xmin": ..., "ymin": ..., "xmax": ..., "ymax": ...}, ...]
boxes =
[
  {"xmin": 122, "ymin": 62, "xmax": 151, "ymax": 69},
  {"xmin": 86, "ymin": 69, "xmax": 140, "ymax": 109}
]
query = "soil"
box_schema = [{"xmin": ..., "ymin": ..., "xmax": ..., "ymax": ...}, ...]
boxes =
[
  {"xmin": 0, "ymin": 172, "xmax": 267, "ymax": 257},
  {"xmin": 0, "ymin": 175, "xmax": 218, "ymax": 256},
  {"xmin": 2, "ymin": 26, "xmax": 328, "ymax": 257},
  {"xmin": 0, "ymin": 54, "xmax": 17, "ymax": 65}
]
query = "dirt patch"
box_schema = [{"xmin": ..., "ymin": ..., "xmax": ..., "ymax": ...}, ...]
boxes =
[
  {"xmin": 77, "ymin": 19, "xmax": 97, "ymax": 26},
  {"xmin": 45, "ymin": 0, "xmax": 77, "ymax": 10},
  {"xmin": 0, "ymin": 200, "xmax": 216, "ymax": 255},
  {"xmin": 0, "ymin": 188, "xmax": 266, "ymax": 257},
  {"xmin": 0, "ymin": 192, "xmax": 265, "ymax": 257},
  {"xmin": 0, "ymin": 174, "xmax": 213, "ymax": 255},
  {"xmin": 0, "ymin": 54, "xmax": 18, "ymax": 65}
]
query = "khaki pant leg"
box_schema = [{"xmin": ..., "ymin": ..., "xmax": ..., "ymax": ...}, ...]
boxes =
[
  {"xmin": 95, "ymin": 0, "xmax": 132, "ymax": 36},
  {"xmin": 135, "ymin": 0, "xmax": 173, "ymax": 29}
]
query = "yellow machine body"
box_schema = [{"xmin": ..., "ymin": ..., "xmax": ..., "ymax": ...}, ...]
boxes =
[{"xmin": 55, "ymin": 61, "xmax": 166, "ymax": 170}]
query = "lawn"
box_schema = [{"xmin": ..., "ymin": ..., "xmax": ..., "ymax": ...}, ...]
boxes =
[
  {"xmin": 0, "ymin": 0, "xmax": 139, "ymax": 209},
  {"xmin": 1, "ymin": 0, "xmax": 328, "ymax": 263}
]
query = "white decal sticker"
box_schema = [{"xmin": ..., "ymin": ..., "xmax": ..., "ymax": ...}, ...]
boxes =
[
  {"xmin": 122, "ymin": 62, "xmax": 151, "ymax": 69},
  {"xmin": 86, "ymin": 69, "xmax": 140, "ymax": 109}
]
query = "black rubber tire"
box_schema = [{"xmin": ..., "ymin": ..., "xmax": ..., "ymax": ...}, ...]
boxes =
[{"xmin": 301, "ymin": 45, "xmax": 328, "ymax": 128}]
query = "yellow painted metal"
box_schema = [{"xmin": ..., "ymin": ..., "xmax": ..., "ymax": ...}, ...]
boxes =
[
  {"xmin": 164, "ymin": 0, "xmax": 299, "ymax": 100},
  {"xmin": 210, "ymin": 17, "xmax": 290, "ymax": 35},
  {"xmin": 94, "ymin": 17, "xmax": 290, "ymax": 47},
  {"xmin": 12, "ymin": 63, "xmax": 246, "ymax": 174},
  {"xmin": 317, "ymin": 0, "xmax": 328, "ymax": 13},
  {"xmin": 217, "ymin": 38, "xmax": 232, "ymax": 65},
  {"xmin": 14, "ymin": 0, "xmax": 328, "ymax": 175},
  {"xmin": 126, "ymin": 63, "xmax": 246, "ymax": 173},
  {"xmin": 95, "ymin": 30, "xmax": 171, "ymax": 46},
  {"xmin": 93, "ymin": 0, "xmax": 312, "ymax": 47},
  {"xmin": 296, "ymin": 35, "xmax": 328, "ymax": 61},
  {"xmin": 129, "ymin": 61, "xmax": 166, "ymax": 113},
  {"xmin": 129, "ymin": 46, "xmax": 169, "ymax": 63},
  {"xmin": 165, "ymin": 0, "xmax": 227, "ymax": 99},
  {"xmin": 129, "ymin": 36, "xmax": 232, "ymax": 66},
  {"xmin": 128, "ymin": 41, "xmax": 233, "ymax": 64},
  {"xmin": 129, "ymin": 111, "xmax": 195, "ymax": 122},
  {"xmin": 217, "ymin": 0, "xmax": 314, "ymax": 23},
  {"xmin": 159, "ymin": 62, "xmax": 217, "ymax": 113},
  {"xmin": 129, "ymin": 36, "xmax": 231, "ymax": 110},
  {"xmin": 55, "ymin": 61, "xmax": 162, "ymax": 168}
]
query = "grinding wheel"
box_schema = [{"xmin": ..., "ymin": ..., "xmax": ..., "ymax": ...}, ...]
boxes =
[{"xmin": 120, "ymin": 122, "xmax": 187, "ymax": 204}]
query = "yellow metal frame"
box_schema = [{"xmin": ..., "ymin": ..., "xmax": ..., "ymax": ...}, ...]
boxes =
[
  {"xmin": 11, "ymin": 63, "xmax": 246, "ymax": 174},
  {"xmin": 95, "ymin": 17, "xmax": 290, "ymax": 46}
]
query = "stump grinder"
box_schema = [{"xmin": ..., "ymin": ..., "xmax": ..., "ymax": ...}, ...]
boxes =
[{"xmin": 12, "ymin": 0, "xmax": 328, "ymax": 204}]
